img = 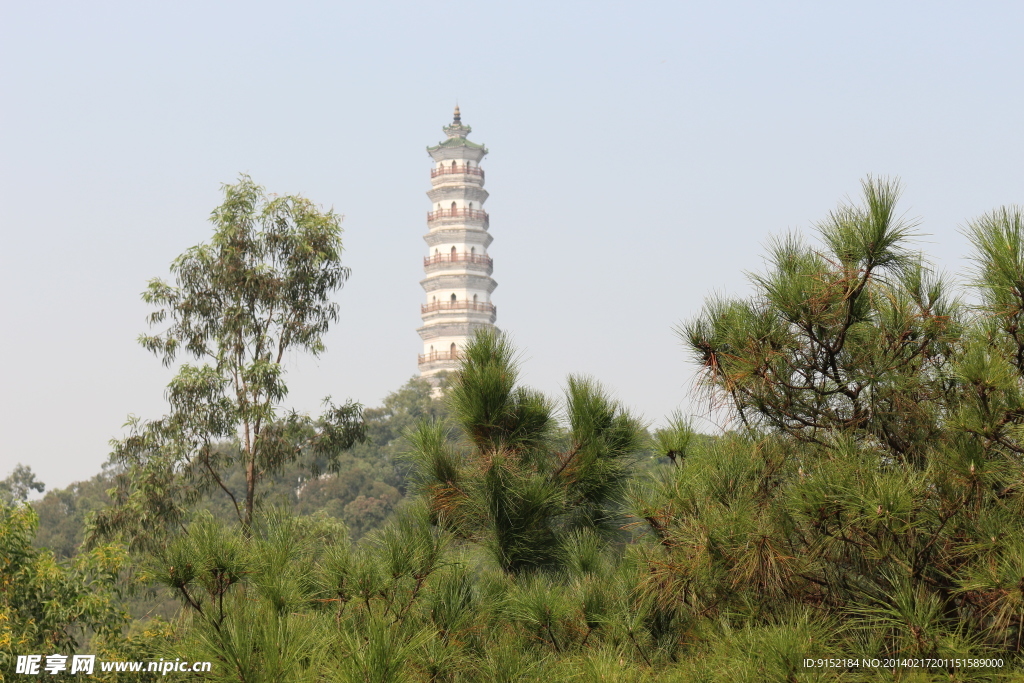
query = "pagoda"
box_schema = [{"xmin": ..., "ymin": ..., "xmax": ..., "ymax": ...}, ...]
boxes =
[{"xmin": 417, "ymin": 106, "xmax": 498, "ymax": 382}]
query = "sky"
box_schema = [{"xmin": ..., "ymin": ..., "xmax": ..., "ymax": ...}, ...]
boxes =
[{"xmin": 1, "ymin": 1, "xmax": 1022, "ymax": 492}]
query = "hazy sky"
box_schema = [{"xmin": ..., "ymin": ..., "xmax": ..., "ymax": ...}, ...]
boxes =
[{"xmin": 2, "ymin": 1, "xmax": 1022, "ymax": 491}]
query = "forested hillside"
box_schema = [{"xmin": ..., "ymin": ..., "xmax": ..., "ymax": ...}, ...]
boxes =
[{"xmin": 25, "ymin": 376, "xmax": 446, "ymax": 559}]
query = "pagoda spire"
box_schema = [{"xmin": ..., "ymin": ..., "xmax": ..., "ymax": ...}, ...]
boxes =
[{"xmin": 417, "ymin": 108, "xmax": 497, "ymax": 384}]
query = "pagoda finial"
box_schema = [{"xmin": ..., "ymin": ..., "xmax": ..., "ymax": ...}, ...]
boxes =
[{"xmin": 440, "ymin": 105, "xmax": 473, "ymax": 141}]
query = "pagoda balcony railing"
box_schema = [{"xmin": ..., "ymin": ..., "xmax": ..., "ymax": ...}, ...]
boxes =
[
  {"xmin": 431, "ymin": 165, "xmax": 484, "ymax": 179},
  {"xmin": 421, "ymin": 300, "xmax": 496, "ymax": 315},
  {"xmin": 418, "ymin": 350, "xmax": 461, "ymax": 364},
  {"xmin": 427, "ymin": 208, "xmax": 489, "ymax": 225},
  {"xmin": 423, "ymin": 252, "xmax": 493, "ymax": 268}
]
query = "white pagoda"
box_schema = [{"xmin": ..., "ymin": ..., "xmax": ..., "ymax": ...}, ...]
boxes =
[{"xmin": 417, "ymin": 106, "xmax": 498, "ymax": 382}]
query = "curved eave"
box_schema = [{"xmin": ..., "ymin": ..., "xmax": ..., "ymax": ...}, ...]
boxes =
[{"xmin": 426, "ymin": 140, "xmax": 489, "ymax": 154}]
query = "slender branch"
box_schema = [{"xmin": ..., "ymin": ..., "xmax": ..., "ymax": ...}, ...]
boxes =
[
  {"xmin": 203, "ymin": 449, "xmax": 244, "ymax": 525},
  {"xmin": 628, "ymin": 629, "xmax": 652, "ymax": 667},
  {"xmin": 551, "ymin": 441, "xmax": 586, "ymax": 479}
]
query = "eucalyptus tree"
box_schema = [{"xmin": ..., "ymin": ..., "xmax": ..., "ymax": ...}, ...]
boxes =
[
  {"xmin": 0, "ymin": 463, "xmax": 45, "ymax": 504},
  {"xmin": 93, "ymin": 176, "xmax": 364, "ymax": 547}
]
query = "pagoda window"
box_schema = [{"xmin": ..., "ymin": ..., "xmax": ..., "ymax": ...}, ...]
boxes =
[
  {"xmin": 451, "ymin": 246, "xmax": 457, "ymax": 258},
  {"xmin": 451, "ymin": 201, "xmax": 457, "ymax": 211},
  {"xmin": 450, "ymin": 342, "xmax": 457, "ymax": 355},
  {"xmin": 450, "ymin": 293, "xmax": 457, "ymax": 302}
]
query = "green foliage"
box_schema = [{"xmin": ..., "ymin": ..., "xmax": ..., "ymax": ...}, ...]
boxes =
[
  {"xmin": 0, "ymin": 502, "xmax": 133, "ymax": 680},
  {"xmin": 298, "ymin": 376, "xmax": 449, "ymax": 539},
  {"xmin": 651, "ymin": 413, "xmax": 695, "ymax": 466},
  {"xmin": 145, "ymin": 509, "xmax": 444, "ymax": 683},
  {"xmin": 683, "ymin": 177, "xmax": 961, "ymax": 465},
  {"xmin": 30, "ymin": 178, "xmax": 1024, "ymax": 681},
  {"xmin": 0, "ymin": 464, "xmax": 44, "ymax": 505},
  {"xmin": 32, "ymin": 469, "xmax": 114, "ymax": 560},
  {"xmin": 646, "ymin": 181, "xmax": 1024, "ymax": 675},
  {"xmin": 92, "ymin": 175, "xmax": 366, "ymax": 549},
  {"xmin": 24, "ymin": 376, "xmax": 443, "ymax": 643},
  {"xmin": 409, "ymin": 329, "xmax": 647, "ymax": 574}
]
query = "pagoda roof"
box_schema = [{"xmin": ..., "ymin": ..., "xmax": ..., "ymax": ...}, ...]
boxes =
[{"xmin": 427, "ymin": 136, "xmax": 487, "ymax": 153}]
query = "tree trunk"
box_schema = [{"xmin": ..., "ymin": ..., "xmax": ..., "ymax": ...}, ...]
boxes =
[{"xmin": 244, "ymin": 453, "xmax": 255, "ymax": 535}]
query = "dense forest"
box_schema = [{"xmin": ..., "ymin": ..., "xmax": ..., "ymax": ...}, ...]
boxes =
[{"xmin": 5, "ymin": 176, "xmax": 1024, "ymax": 681}]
